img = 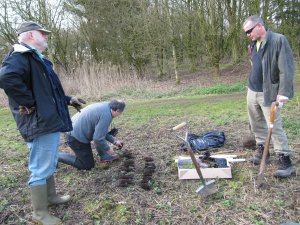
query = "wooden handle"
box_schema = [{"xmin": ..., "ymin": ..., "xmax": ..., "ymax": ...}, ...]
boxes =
[
  {"xmin": 258, "ymin": 101, "xmax": 278, "ymax": 175},
  {"xmin": 269, "ymin": 102, "xmax": 277, "ymax": 125},
  {"xmin": 187, "ymin": 148, "xmax": 206, "ymax": 185},
  {"xmin": 172, "ymin": 122, "xmax": 187, "ymax": 131},
  {"xmin": 259, "ymin": 129, "xmax": 272, "ymax": 174}
]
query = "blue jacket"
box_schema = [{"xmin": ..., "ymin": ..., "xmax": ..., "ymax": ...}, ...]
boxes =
[
  {"xmin": 70, "ymin": 102, "xmax": 116, "ymax": 153},
  {"xmin": 0, "ymin": 44, "xmax": 72, "ymax": 141}
]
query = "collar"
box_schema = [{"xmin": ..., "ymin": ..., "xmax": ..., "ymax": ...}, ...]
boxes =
[
  {"xmin": 260, "ymin": 29, "xmax": 271, "ymax": 50},
  {"xmin": 12, "ymin": 44, "xmax": 31, "ymax": 53},
  {"xmin": 20, "ymin": 43, "xmax": 44, "ymax": 59}
]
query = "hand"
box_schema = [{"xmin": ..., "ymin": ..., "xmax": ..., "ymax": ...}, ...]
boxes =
[
  {"xmin": 107, "ymin": 149, "xmax": 118, "ymax": 156},
  {"xmin": 70, "ymin": 97, "xmax": 86, "ymax": 112},
  {"xmin": 276, "ymin": 95, "xmax": 289, "ymax": 108},
  {"xmin": 114, "ymin": 140, "xmax": 124, "ymax": 149},
  {"xmin": 19, "ymin": 106, "xmax": 35, "ymax": 115}
]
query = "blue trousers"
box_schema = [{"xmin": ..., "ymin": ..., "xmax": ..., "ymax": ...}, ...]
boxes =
[{"xmin": 27, "ymin": 132, "xmax": 60, "ymax": 186}]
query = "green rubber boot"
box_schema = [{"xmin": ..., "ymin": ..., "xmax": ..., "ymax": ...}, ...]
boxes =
[
  {"xmin": 47, "ymin": 175, "xmax": 71, "ymax": 205},
  {"xmin": 30, "ymin": 185, "xmax": 61, "ymax": 225}
]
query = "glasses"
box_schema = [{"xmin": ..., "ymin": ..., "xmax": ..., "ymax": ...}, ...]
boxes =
[{"xmin": 245, "ymin": 24, "xmax": 258, "ymax": 35}]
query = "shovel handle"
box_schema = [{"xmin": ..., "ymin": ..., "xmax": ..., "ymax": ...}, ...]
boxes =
[
  {"xmin": 258, "ymin": 129, "xmax": 272, "ymax": 175},
  {"xmin": 258, "ymin": 102, "xmax": 278, "ymax": 175},
  {"xmin": 187, "ymin": 147, "xmax": 206, "ymax": 185},
  {"xmin": 172, "ymin": 122, "xmax": 187, "ymax": 131},
  {"xmin": 173, "ymin": 123, "xmax": 207, "ymax": 186},
  {"xmin": 269, "ymin": 102, "xmax": 278, "ymax": 126},
  {"xmin": 185, "ymin": 132, "xmax": 206, "ymax": 185}
]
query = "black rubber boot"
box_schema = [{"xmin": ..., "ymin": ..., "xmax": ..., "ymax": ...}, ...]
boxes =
[
  {"xmin": 58, "ymin": 152, "xmax": 77, "ymax": 167},
  {"xmin": 58, "ymin": 152, "xmax": 92, "ymax": 170},
  {"xmin": 249, "ymin": 144, "xmax": 270, "ymax": 165},
  {"xmin": 273, "ymin": 154, "xmax": 296, "ymax": 178}
]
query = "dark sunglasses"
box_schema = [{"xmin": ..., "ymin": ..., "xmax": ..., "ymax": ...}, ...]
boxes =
[{"xmin": 245, "ymin": 24, "xmax": 258, "ymax": 35}]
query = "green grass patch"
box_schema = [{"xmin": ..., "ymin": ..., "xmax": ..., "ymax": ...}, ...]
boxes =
[
  {"xmin": 117, "ymin": 94, "xmax": 248, "ymax": 128},
  {"xmin": 183, "ymin": 81, "xmax": 247, "ymax": 96},
  {"xmin": 0, "ymin": 108, "xmax": 16, "ymax": 129},
  {"xmin": 87, "ymin": 197, "xmax": 131, "ymax": 225},
  {"xmin": 101, "ymin": 80, "xmax": 247, "ymax": 100}
]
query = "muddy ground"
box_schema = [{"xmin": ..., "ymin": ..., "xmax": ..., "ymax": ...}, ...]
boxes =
[{"xmin": 1, "ymin": 61, "xmax": 299, "ymax": 225}]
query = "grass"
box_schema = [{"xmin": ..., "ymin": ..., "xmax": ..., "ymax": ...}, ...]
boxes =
[
  {"xmin": 107, "ymin": 81, "xmax": 247, "ymax": 100},
  {"xmin": 115, "ymin": 90, "xmax": 248, "ymax": 129},
  {"xmin": 0, "ymin": 62, "xmax": 299, "ymax": 224}
]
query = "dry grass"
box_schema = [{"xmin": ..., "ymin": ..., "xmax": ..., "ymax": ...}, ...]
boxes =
[
  {"xmin": 0, "ymin": 89, "xmax": 8, "ymax": 107},
  {"xmin": 0, "ymin": 61, "xmax": 250, "ymax": 107},
  {"xmin": 0, "ymin": 62, "xmax": 156, "ymax": 107},
  {"xmin": 60, "ymin": 62, "xmax": 158, "ymax": 100},
  {"xmin": 59, "ymin": 61, "xmax": 250, "ymax": 101}
]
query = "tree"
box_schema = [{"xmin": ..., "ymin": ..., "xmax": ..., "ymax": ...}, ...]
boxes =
[
  {"xmin": 0, "ymin": 0, "xmax": 78, "ymax": 72},
  {"xmin": 199, "ymin": 0, "xmax": 225, "ymax": 77},
  {"xmin": 272, "ymin": 0, "xmax": 300, "ymax": 57},
  {"xmin": 225, "ymin": 0, "xmax": 244, "ymax": 63}
]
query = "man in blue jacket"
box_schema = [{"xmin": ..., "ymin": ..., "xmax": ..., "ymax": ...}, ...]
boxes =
[
  {"xmin": 0, "ymin": 21, "xmax": 85, "ymax": 224},
  {"xmin": 243, "ymin": 15, "xmax": 295, "ymax": 177},
  {"xmin": 58, "ymin": 100, "xmax": 125, "ymax": 170}
]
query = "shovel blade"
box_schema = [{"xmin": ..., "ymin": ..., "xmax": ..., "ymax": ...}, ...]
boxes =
[
  {"xmin": 256, "ymin": 173, "xmax": 266, "ymax": 188},
  {"xmin": 196, "ymin": 180, "xmax": 218, "ymax": 197}
]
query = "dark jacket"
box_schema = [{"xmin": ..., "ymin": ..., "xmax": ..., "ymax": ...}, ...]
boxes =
[
  {"xmin": 0, "ymin": 44, "xmax": 72, "ymax": 141},
  {"xmin": 249, "ymin": 30, "xmax": 294, "ymax": 106}
]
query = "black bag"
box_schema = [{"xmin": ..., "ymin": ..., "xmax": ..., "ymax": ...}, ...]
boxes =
[{"xmin": 187, "ymin": 130, "xmax": 225, "ymax": 152}]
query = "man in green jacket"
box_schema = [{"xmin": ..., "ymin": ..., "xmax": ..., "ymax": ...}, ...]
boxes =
[{"xmin": 243, "ymin": 15, "xmax": 295, "ymax": 177}]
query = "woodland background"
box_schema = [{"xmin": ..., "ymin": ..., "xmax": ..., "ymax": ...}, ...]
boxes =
[
  {"xmin": 1, "ymin": 1, "xmax": 300, "ymax": 224},
  {"xmin": 0, "ymin": 0, "xmax": 299, "ymax": 87}
]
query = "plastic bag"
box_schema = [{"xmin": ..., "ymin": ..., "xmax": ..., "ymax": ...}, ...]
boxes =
[{"xmin": 187, "ymin": 130, "xmax": 225, "ymax": 152}]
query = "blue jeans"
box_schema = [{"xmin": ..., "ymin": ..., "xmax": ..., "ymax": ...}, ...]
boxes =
[{"xmin": 27, "ymin": 132, "xmax": 60, "ymax": 187}]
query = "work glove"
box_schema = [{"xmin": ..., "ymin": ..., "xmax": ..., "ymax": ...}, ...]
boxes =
[
  {"xmin": 19, "ymin": 106, "xmax": 35, "ymax": 116},
  {"xmin": 70, "ymin": 97, "xmax": 86, "ymax": 112}
]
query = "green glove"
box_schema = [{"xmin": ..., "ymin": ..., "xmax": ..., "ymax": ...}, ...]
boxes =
[
  {"xmin": 19, "ymin": 106, "xmax": 35, "ymax": 115},
  {"xmin": 70, "ymin": 97, "xmax": 86, "ymax": 112}
]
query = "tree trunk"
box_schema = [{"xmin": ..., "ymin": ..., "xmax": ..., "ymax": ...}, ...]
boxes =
[
  {"xmin": 172, "ymin": 44, "xmax": 180, "ymax": 84},
  {"xmin": 165, "ymin": 0, "xmax": 180, "ymax": 84}
]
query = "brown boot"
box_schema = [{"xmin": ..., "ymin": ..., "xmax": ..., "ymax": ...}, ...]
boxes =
[
  {"xmin": 30, "ymin": 185, "xmax": 61, "ymax": 225},
  {"xmin": 47, "ymin": 175, "xmax": 71, "ymax": 205},
  {"xmin": 249, "ymin": 144, "xmax": 270, "ymax": 165}
]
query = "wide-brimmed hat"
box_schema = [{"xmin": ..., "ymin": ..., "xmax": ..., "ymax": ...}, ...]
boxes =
[{"xmin": 16, "ymin": 21, "xmax": 51, "ymax": 36}]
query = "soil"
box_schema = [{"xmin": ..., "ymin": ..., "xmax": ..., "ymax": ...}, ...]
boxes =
[{"xmin": 1, "ymin": 60, "xmax": 299, "ymax": 225}]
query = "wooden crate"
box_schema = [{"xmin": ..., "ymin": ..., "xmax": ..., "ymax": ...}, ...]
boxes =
[{"xmin": 177, "ymin": 156, "xmax": 232, "ymax": 179}]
